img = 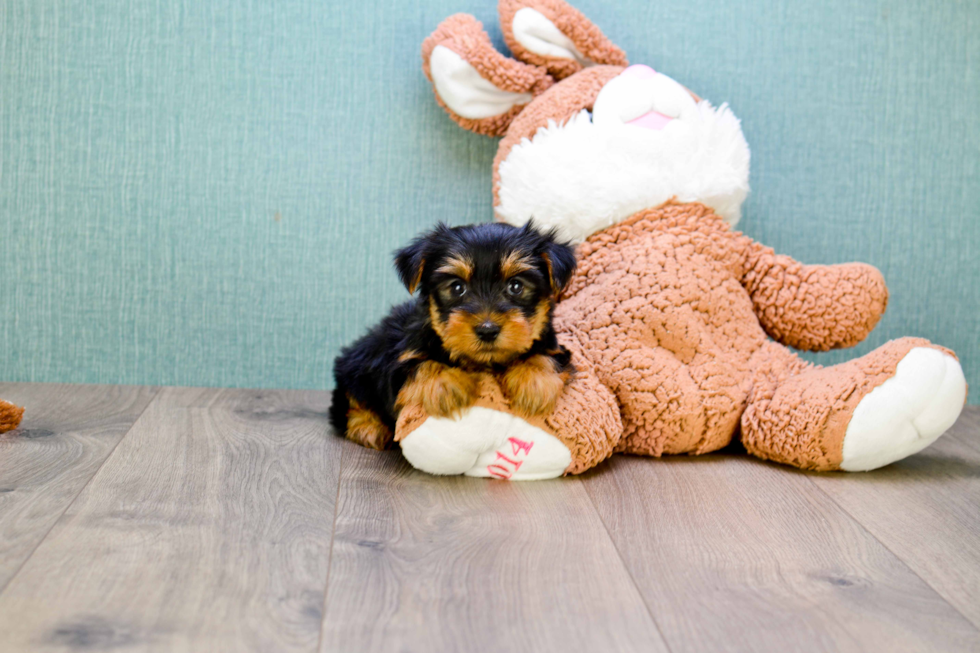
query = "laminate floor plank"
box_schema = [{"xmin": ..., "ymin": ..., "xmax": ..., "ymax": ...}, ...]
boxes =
[
  {"xmin": 0, "ymin": 383, "xmax": 158, "ymax": 591},
  {"xmin": 3, "ymin": 382, "xmax": 975, "ymax": 653},
  {"xmin": 808, "ymin": 407, "xmax": 980, "ymax": 630},
  {"xmin": 0, "ymin": 386, "xmax": 341, "ymax": 653},
  {"xmin": 581, "ymin": 450, "xmax": 980, "ymax": 653},
  {"xmin": 320, "ymin": 443, "xmax": 668, "ymax": 653}
]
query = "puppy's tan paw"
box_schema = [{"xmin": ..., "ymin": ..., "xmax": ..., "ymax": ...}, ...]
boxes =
[
  {"xmin": 345, "ymin": 396, "xmax": 392, "ymax": 450},
  {"xmin": 398, "ymin": 361, "xmax": 478, "ymax": 419},
  {"xmin": 502, "ymin": 355, "xmax": 568, "ymax": 418}
]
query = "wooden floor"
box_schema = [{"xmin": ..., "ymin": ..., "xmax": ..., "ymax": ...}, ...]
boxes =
[{"xmin": 0, "ymin": 383, "xmax": 978, "ymax": 652}]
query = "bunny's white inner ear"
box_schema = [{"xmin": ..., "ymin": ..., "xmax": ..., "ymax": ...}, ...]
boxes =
[
  {"xmin": 429, "ymin": 45, "xmax": 534, "ymax": 120},
  {"xmin": 511, "ymin": 8, "xmax": 594, "ymax": 67}
]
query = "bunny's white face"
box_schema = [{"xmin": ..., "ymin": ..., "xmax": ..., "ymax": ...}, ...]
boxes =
[
  {"xmin": 423, "ymin": 2, "xmax": 751, "ymax": 244},
  {"xmin": 494, "ymin": 65, "xmax": 751, "ymax": 243}
]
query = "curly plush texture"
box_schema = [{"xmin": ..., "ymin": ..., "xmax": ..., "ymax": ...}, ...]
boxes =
[
  {"xmin": 560, "ymin": 203, "xmax": 775, "ymax": 456},
  {"xmin": 741, "ymin": 245, "xmax": 889, "ymax": 351},
  {"xmin": 498, "ymin": 0, "xmax": 628, "ymax": 79},
  {"xmin": 422, "ymin": 14, "xmax": 553, "ymax": 136},
  {"xmin": 0, "ymin": 399, "xmax": 24, "ymax": 434},
  {"xmin": 742, "ymin": 338, "xmax": 960, "ymax": 470}
]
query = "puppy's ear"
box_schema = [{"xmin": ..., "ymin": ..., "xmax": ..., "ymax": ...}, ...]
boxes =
[
  {"xmin": 540, "ymin": 232, "xmax": 576, "ymax": 295},
  {"xmin": 394, "ymin": 224, "xmax": 453, "ymax": 294},
  {"xmin": 394, "ymin": 238, "xmax": 428, "ymax": 295}
]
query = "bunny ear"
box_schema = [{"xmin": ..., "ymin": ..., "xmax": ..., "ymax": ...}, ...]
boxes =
[
  {"xmin": 422, "ymin": 14, "xmax": 554, "ymax": 137},
  {"xmin": 499, "ymin": 0, "xmax": 628, "ymax": 80}
]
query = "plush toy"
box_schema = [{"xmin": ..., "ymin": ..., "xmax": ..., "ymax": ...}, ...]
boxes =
[
  {"xmin": 0, "ymin": 399, "xmax": 24, "ymax": 434},
  {"xmin": 358, "ymin": 0, "xmax": 968, "ymax": 479}
]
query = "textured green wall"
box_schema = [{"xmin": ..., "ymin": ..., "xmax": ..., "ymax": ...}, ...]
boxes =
[{"xmin": 1, "ymin": 0, "xmax": 978, "ymax": 401}]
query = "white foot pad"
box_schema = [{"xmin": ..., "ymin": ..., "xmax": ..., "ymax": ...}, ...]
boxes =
[
  {"xmin": 399, "ymin": 407, "xmax": 572, "ymax": 480},
  {"xmin": 841, "ymin": 348, "xmax": 967, "ymax": 471}
]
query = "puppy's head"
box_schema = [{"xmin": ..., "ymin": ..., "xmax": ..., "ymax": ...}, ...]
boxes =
[{"xmin": 395, "ymin": 222, "xmax": 575, "ymax": 365}]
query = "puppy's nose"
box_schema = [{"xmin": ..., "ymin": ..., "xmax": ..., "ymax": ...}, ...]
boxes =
[{"xmin": 474, "ymin": 322, "xmax": 501, "ymax": 343}]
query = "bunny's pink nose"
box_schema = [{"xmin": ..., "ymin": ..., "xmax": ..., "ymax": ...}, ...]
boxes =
[
  {"xmin": 621, "ymin": 65, "xmax": 674, "ymax": 131},
  {"xmin": 621, "ymin": 64, "xmax": 658, "ymax": 80},
  {"xmin": 593, "ymin": 63, "xmax": 697, "ymax": 130}
]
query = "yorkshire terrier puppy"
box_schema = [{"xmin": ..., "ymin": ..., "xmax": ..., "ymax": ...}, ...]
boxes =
[{"xmin": 330, "ymin": 222, "xmax": 577, "ymax": 450}]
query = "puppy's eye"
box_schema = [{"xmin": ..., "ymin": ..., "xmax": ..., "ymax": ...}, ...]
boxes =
[
  {"xmin": 449, "ymin": 280, "xmax": 466, "ymax": 298},
  {"xmin": 507, "ymin": 279, "xmax": 525, "ymax": 297}
]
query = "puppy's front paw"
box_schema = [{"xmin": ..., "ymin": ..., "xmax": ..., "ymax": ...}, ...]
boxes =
[
  {"xmin": 502, "ymin": 355, "xmax": 569, "ymax": 418},
  {"xmin": 345, "ymin": 395, "xmax": 393, "ymax": 450},
  {"xmin": 398, "ymin": 361, "xmax": 478, "ymax": 419}
]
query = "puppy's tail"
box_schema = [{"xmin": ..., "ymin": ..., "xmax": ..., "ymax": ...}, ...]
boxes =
[{"xmin": 328, "ymin": 385, "xmax": 350, "ymax": 438}]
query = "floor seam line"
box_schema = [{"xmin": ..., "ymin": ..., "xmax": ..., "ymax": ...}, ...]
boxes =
[
  {"xmin": 578, "ymin": 471, "xmax": 677, "ymax": 653},
  {"xmin": 316, "ymin": 441, "xmax": 346, "ymax": 653},
  {"xmin": 803, "ymin": 473, "xmax": 980, "ymax": 633}
]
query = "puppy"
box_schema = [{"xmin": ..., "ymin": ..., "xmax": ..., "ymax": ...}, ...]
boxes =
[{"xmin": 329, "ymin": 222, "xmax": 577, "ymax": 450}]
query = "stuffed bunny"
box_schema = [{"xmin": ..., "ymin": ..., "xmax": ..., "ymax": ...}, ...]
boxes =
[{"xmin": 365, "ymin": 0, "xmax": 967, "ymax": 479}]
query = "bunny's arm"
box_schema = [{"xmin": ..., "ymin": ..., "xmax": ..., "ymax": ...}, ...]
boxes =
[{"xmin": 737, "ymin": 237, "xmax": 889, "ymax": 352}]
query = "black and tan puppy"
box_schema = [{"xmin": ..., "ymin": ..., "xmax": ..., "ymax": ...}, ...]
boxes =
[{"xmin": 330, "ymin": 222, "xmax": 576, "ymax": 449}]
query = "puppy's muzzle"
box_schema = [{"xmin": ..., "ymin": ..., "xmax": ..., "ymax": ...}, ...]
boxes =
[{"xmin": 474, "ymin": 321, "xmax": 501, "ymax": 343}]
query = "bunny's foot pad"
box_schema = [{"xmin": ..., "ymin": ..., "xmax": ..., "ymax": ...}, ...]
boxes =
[
  {"xmin": 841, "ymin": 347, "xmax": 966, "ymax": 471},
  {"xmin": 400, "ymin": 406, "xmax": 572, "ymax": 480}
]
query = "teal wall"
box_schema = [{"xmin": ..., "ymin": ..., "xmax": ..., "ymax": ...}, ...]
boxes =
[{"xmin": 1, "ymin": 0, "xmax": 978, "ymax": 401}]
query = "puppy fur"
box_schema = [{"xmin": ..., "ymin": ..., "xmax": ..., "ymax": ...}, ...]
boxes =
[{"xmin": 330, "ymin": 222, "xmax": 576, "ymax": 449}]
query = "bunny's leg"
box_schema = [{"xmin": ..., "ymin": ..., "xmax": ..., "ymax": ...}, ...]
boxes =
[
  {"xmin": 742, "ymin": 338, "xmax": 967, "ymax": 471},
  {"xmin": 603, "ymin": 345, "xmax": 748, "ymax": 458}
]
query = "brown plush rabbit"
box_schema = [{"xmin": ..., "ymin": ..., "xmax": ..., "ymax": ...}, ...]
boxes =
[{"xmin": 359, "ymin": 0, "xmax": 968, "ymax": 479}]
